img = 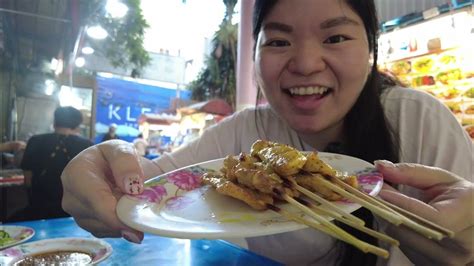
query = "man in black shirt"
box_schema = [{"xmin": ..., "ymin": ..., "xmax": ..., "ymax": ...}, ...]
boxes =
[{"xmin": 21, "ymin": 106, "xmax": 93, "ymax": 220}]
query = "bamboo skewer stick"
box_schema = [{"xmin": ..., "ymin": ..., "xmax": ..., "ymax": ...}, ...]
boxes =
[
  {"xmin": 376, "ymin": 196, "xmax": 454, "ymax": 238},
  {"xmin": 298, "ymin": 197, "xmax": 400, "ymax": 246},
  {"xmin": 330, "ymin": 176, "xmax": 452, "ymax": 240},
  {"xmin": 279, "ymin": 193, "xmax": 389, "ymax": 258},
  {"xmin": 311, "ymin": 174, "xmax": 404, "ymax": 225},
  {"xmin": 267, "ymin": 203, "xmax": 390, "ymax": 258},
  {"xmin": 289, "ymin": 181, "xmax": 366, "ymax": 226}
]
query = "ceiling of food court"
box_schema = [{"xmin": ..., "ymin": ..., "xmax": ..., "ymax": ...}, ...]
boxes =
[{"xmin": 1, "ymin": 0, "xmax": 73, "ymax": 74}]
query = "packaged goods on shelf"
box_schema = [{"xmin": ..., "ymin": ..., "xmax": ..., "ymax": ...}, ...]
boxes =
[{"xmin": 378, "ymin": 3, "xmax": 474, "ymax": 140}]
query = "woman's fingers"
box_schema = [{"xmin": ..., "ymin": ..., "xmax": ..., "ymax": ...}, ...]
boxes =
[
  {"xmin": 374, "ymin": 160, "xmax": 462, "ymax": 189},
  {"xmin": 75, "ymin": 217, "xmax": 144, "ymax": 243},
  {"xmin": 378, "ymin": 189, "xmax": 439, "ymax": 221},
  {"xmin": 98, "ymin": 140, "xmax": 145, "ymax": 195},
  {"xmin": 385, "ymin": 224, "xmax": 472, "ymax": 266},
  {"xmin": 61, "ymin": 143, "xmax": 145, "ymax": 243},
  {"xmin": 375, "ymin": 161, "xmax": 473, "ymax": 232},
  {"xmin": 62, "ymin": 146, "xmax": 113, "ymax": 214}
]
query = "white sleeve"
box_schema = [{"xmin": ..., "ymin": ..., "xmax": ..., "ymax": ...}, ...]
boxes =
[{"xmin": 384, "ymin": 88, "xmax": 473, "ymax": 182}]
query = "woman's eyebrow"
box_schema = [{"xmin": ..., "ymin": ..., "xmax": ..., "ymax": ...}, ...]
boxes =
[
  {"xmin": 262, "ymin": 22, "xmax": 293, "ymax": 33},
  {"xmin": 320, "ymin": 16, "xmax": 360, "ymax": 29}
]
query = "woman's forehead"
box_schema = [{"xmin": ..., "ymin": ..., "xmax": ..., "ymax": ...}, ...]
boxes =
[{"xmin": 262, "ymin": 0, "xmax": 362, "ymax": 26}]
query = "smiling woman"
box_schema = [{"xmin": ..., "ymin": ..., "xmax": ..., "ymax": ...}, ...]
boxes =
[
  {"xmin": 59, "ymin": 0, "xmax": 473, "ymax": 266},
  {"xmin": 254, "ymin": 1, "xmax": 371, "ymax": 138}
]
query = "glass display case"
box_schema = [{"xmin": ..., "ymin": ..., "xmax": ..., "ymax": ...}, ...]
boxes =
[{"xmin": 378, "ymin": 5, "xmax": 474, "ymax": 140}]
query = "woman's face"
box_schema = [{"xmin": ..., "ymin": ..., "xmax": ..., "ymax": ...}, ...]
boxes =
[{"xmin": 255, "ymin": 0, "xmax": 370, "ymax": 135}]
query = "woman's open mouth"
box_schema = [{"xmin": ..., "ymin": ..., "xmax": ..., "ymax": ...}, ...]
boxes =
[{"xmin": 284, "ymin": 86, "xmax": 332, "ymax": 109}]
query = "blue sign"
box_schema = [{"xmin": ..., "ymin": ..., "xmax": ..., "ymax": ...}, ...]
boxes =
[{"xmin": 95, "ymin": 76, "xmax": 191, "ymax": 143}]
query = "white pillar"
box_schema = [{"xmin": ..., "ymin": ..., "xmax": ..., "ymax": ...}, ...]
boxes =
[{"xmin": 236, "ymin": 0, "xmax": 256, "ymax": 111}]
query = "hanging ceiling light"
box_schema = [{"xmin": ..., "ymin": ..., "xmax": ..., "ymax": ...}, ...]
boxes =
[
  {"xmin": 106, "ymin": 0, "xmax": 129, "ymax": 18},
  {"xmin": 86, "ymin": 25, "xmax": 108, "ymax": 40},
  {"xmin": 44, "ymin": 80, "xmax": 55, "ymax": 96},
  {"xmin": 75, "ymin": 57, "xmax": 86, "ymax": 68},
  {"xmin": 81, "ymin": 46, "xmax": 95, "ymax": 55}
]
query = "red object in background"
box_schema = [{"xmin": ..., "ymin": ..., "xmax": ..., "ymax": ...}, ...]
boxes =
[
  {"xmin": 409, "ymin": 39, "xmax": 418, "ymax": 52},
  {"xmin": 179, "ymin": 99, "xmax": 233, "ymax": 116},
  {"xmin": 138, "ymin": 113, "xmax": 180, "ymax": 125}
]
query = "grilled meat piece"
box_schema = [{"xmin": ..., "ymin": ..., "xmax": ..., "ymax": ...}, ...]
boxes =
[
  {"xmin": 221, "ymin": 155, "xmax": 239, "ymax": 181},
  {"xmin": 202, "ymin": 172, "xmax": 273, "ymax": 210},
  {"xmin": 234, "ymin": 167, "xmax": 282, "ymax": 194},
  {"xmin": 250, "ymin": 140, "xmax": 307, "ymax": 176},
  {"xmin": 302, "ymin": 152, "xmax": 337, "ymax": 177},
  {"xmin": 295, "ymin": 173, "xmax": 359, "ymax": 201},
  {"xmin": 233, "ymin": 153, "xmax": 300, "ymax": 198},
  {"xmin": 296, "ymin": 173, "xmax": 343, "ymax": 201},
  {"xmin": 336, "ymin": 172, "xmax": 359, "ymax": 188}
]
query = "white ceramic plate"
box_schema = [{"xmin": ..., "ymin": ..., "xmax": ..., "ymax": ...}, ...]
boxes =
[
  {"xmin": 117, "ymin": 152, "xmax": 383, "ymax": 239},
  {"xmin": 0, "ymin": 237, "xmax": 113, "ymax": 265},
  {"xmin": 0, "ymin": 226, "xmax": 35, "ymax": 250}
]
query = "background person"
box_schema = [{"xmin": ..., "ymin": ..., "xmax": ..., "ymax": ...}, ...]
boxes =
[
  {"xmin": 61, "ymin": 0, "xmax": 473, "ymax": 265},
  {"xmin": 102, "ymin": 123, "xmax": 120, "ymax": 142},
  {"xmin": 133, "ymin": 133, "xmax": 148, "ymax": 156},
  {"xmin": 20, "ymin": 106, "xmax": 93, "ymax": 220},
  {"xmin": 0, "ymin": 141, "xmax": 26, "ymax": 153},
  {"xmin": 0, "ymin": 140, "xmax": 26, "ymax": 169}
]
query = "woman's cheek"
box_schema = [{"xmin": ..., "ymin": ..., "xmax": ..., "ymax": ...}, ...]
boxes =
[{"xmin": 339, "ymin": 48, "xmax": 370, "ymax": 79}]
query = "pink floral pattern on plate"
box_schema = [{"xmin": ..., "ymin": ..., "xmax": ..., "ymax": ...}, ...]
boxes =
[
  {"xmin": 167, "ymin": 169, "xmax": 202, "ymax": 191},
  {"xmin": 355, "ymin": 167, "xmax": 383, "ymax": 194},
  {"xmin": 2, "ymin": 247, "xmax": 22, "ymax": 257},
  {"xmin": 134, "ymin": 185, "xmax": 167, "ymax": 203},
  {"xmin": 131, "ymin": 166, "xmax": 208, "ymax": 210},
  {"xmin": 164, "ymin": 196, "xmax": 196, "ymax": 211}
]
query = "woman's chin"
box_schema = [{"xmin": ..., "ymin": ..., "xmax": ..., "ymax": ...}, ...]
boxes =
[{"xmin": 288, "ymin": 121, "xmax": 325, "ymax": 135}]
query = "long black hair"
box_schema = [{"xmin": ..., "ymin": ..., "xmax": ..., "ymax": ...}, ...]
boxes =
[{"xmin": 252, "ymin": 0, "xmax": 400, "ymax": 265}]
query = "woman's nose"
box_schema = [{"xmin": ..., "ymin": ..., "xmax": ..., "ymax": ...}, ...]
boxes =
[{"xmin": 287, "ymin": 43, "xmax": 326, "ymax": 76}]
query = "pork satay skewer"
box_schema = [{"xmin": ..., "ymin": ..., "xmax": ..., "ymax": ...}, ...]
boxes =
[
  {"xmin": 296, "ymin": 197, "xmax": 399, "ymax": 246},
  {"xmin": 277, "ymin": 192, "xmax": 389, "ymax": 258},
  {"xmin": 204, "ymin": 170, "xmax": 390, "ymax": 257},
  {"xmin": 284, "ymin": 179, "xmax": 365, "ymax": 226},
  {"xmin": 229, "ymin": 154, "xmax": 396, "ymax": 251},
  {"xmin": 330, "ymin": 176, "xmax": 454, "ymax": 238},
  {"xmin": 266, "ymin": 203, "xmax": 390, "ymax": 258}
]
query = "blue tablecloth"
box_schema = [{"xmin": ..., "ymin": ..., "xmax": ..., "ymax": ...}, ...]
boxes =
[{"xmin": 4, "ymin": 217, "xmax": 282, "ymax": 265}]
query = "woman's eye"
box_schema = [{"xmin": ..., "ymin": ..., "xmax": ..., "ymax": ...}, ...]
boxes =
[
  {"xmin": 265, "ymin": 39, "xmax": 290, "ymax": 47},
  {"xmin": 324, "ymin": 35, "xmax": 350, "ymax": 44}
]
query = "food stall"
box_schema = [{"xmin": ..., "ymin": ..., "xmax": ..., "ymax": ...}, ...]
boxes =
[
  {"xmin": 179, "ymin": 98, "xmax": 232, "ymax": 126},
  {"xmin": 378, "ymin": 3, "xmax": 474, "ymax": 140},
  {"xmin": 137, "ymin": 113, "xmax": 181, "ymax": 157}
]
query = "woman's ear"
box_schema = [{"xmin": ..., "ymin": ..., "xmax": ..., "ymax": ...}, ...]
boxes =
[{"xmin": 368, "ymin": 53, "xmax": 375, "ymax": 72}]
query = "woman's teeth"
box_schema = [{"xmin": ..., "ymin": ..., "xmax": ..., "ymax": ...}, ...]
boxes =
[{"xmin": 288, "ymin": 86, "xmax": 329, "ymax": 96}]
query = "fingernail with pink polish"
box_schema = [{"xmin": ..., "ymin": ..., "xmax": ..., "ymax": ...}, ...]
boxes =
[
  {"xmin": 374, "ymin": 160, "xmax": 395, "ymax": 169},
  {"xmin": 121, "ymin": 230, "xmax": 142, "ymax": 244},
  {"xmin": 124, "ymin": 175, "xmax": 143, "ymax": 195}
]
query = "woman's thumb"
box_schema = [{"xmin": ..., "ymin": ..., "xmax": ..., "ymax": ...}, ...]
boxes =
[
  {"xmin": 374, "ymin": 160, "xmax": 461, "ymax": 189},
  {"xmin": 98, "ymin": 140, "xmax": 144, "ymax": 195}
]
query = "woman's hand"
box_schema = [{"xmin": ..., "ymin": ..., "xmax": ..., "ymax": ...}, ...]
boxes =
[
  {"xmin": 375, "ymin": 160, "xmax": 473, "ymax": 266},
  {"xmin": 61, "ymin": 140, "xmax": 160, "ymax": 243}
]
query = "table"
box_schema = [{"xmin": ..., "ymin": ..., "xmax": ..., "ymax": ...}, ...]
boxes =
[
  {"xmin": 0, "ymin": 169, "xmax": 25, "ymax": 222},
  {"xmin": 3, "ymin": 218, "xmax": 282, "ymax": 265}
]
